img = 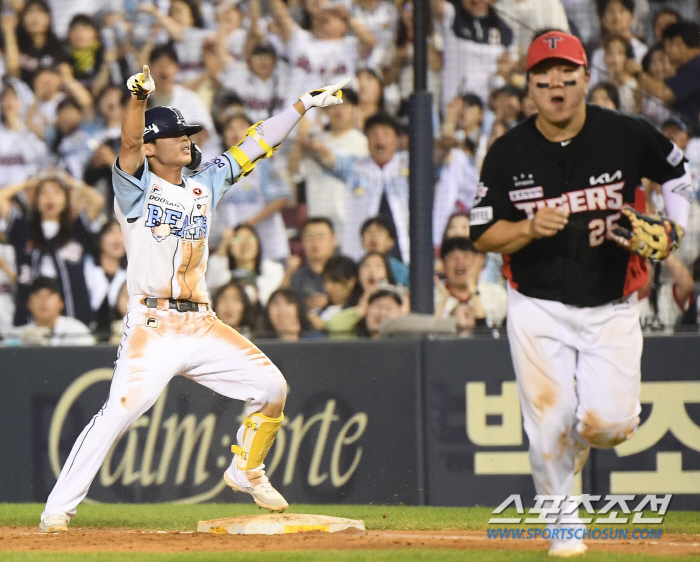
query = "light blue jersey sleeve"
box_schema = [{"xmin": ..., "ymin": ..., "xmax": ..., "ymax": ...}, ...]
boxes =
[
  {"xmin": 259, "ymin": 160, "xmax": 293, "ymax": 203},
  {"xmin": 112, "ymin": 157, "xmax": 153, "ymax": 220},
  {"xmin": 192, "ymin": 151, "xmax": 243, "ymax": 210},
  {"xmin": 332, "ymin": 154, "xmax": 355, "ymax": 184}
]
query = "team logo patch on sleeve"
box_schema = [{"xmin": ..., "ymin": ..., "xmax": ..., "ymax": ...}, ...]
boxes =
[
  {"xmin": 473, "ymin": 182, "xmax": 488, "ymax": 206},
  {"xmin": 667, "ymin": 142, "xmax": 684, "ymax": 167},
  {"xmin": 470, "ymin": 206, "xmax": 493, "ymax": 226}
]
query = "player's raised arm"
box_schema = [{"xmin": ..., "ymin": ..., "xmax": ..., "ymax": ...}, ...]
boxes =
[
  {"xmin": 227, "ymin": 78, "xmax": 348, "ymax": 177},
  {"xmin": 119, "ymin": 66, "xmax": 156, "ymax": 176}
]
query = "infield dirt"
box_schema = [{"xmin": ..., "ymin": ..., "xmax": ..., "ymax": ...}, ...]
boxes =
[{"xmin": 2, "ymin": 526, "xmax": 699, "ymax": 556}]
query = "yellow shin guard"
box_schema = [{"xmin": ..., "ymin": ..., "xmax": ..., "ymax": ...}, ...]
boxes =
[{"xmin": 231, "ymin": 412, "xmax": 284, "ymax": 470}]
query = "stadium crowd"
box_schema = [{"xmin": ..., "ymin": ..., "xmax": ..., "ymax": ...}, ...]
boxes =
[{"xmin": 0, "ymin": 0, "xmax": 699, "ymax": 344}]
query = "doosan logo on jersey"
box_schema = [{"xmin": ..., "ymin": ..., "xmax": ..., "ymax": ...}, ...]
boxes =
[{"xmin": 589, "ymin": 170, "xmax": 622, "ymax": 186}]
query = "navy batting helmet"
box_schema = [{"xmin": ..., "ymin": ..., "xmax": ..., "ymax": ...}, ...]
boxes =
[{"xmin": 143, "ymin": 106, "xmax": 203, "ymax": 142}]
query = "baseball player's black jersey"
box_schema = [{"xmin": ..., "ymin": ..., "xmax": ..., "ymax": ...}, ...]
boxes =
[{"xmin": 470, "ymin": 104, "xmax": 688, "ymax": 307}]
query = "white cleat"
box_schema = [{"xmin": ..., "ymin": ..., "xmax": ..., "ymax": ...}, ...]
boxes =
[
  {"xmin": 224, "ymin": 463, "xmax": 288, "ymax": 513},
  {"xmin": 549, "ymin": 540, "xmax": 588, "ymax": 557},
  {"xmin": 39, "ymin": 513, "xmax": 69, "ymax": 532}
]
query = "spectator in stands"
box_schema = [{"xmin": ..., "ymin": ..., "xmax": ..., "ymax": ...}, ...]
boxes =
[
  {"xmin": 588, "ymin": 82, "xmax": 621, "ymax": 110},
  {"xmin": 383, "ymin": 0, "xmax": 442, "ymax": 113},
  {"xmin": 441, "ymin": 93, "xmax": 484, "ymax": 150},
  {"xmin": 491, "ymin": 84, "xmax": 522, "ymax": 128},
  {"xmin": 304, "ymin": 113, "xmax": 410, "ymax": 263},
  {"xmin": 140, "ymin": 0, "xmax": 213, "ymax": 84},
  {"xmin": 589, "ymin": 0, "xmax": 648, "ymax": 87},
  {"xmin": 214, "ymin": 0, "xmax": 247, "ymax": 64},
  {"xmin": 440, "ymin": 0, "xmax": 515, "ymax": 115},
  {"xmin": 650, "ymin": 7, "xmax": 679, "ymax": 44},
  {"xmin": 269, "ymin": 0, "xmax": 375, "ymax": 107},
  {"xmin": 639, "ymin": 43, "xmax": 672, "ymax": 125},
  {"xmin": 15, "ymin": 276, "xmax": 94, "ymax": 346},
  {"xmin": 632, "ymin": 22, "xmax": 700, "ymax": 132},
  {"xmin": 435, "ymin": 236, "xmax": 506, "ymax": 326},
  {"xmin": 2, "ymin": 0, "xmax": 69, "ymax": 86},
  {"xmin": 357, "ymin": 251, "xmax": 396, "ymax": 303},
  {"xmin": 601, "ymin": 34, "xmax": 639, "ymax": 113},
  {"xmin": 208, "ymin": 224, "xmax": 285, "ymax": 306},
  {"xmin": 212, "ymin": 281, "xmax": 258, "ymax": 338},
  {"xmin": 443, "ymin": 212, "xmax": 471, "ymax": 240},
  {"xmin": 357, "ymin": 286, "xmax": 406, "ymax": 338},
  {"xmin": 65, "ymin": 14, "xmax": 111, "ymax": 96},
  {"xmin": 215, "ymin": 113, "xmax": 291, "ymax": 261},
  {"xmin": 51, "ymin": 97, "xmax": 99, "ymax": 180},
  {"xmin": 0, "ymin": 78, "xmax": 49, "ymax": 187},
  {"xmin": 284, "ymin": 217, "xmax": 337, "ymax": 312},
  {"xmin": 639, "ymin": 254, "xmax": 693, "ymax": 333},
  {"xmin": 495, "ymin": 0, "xmax": 570, "ymax": 61},
  {"xmin": 83, "ymin": 86, "xmax": 128, "ymax": 216},
  {"xmin": 84, "ymin": 220, "xmax": 127, "ymax": 341},
  {"xmin": 357, "ymin": 68, "xmax": 385, "ymax": 129},
  {"xmin": 0, "ymin": 238, "xmax": 16, "ymax": 338},
  {"xmin": 351, "ymin": 0, "xmax": 398, "ymax": 72},
  {"xmin": 146, "ymin": 44, "xmax": 219, "ymax": 161},
  {"xmin": 0, "ymin": 172, "xmax": 104, "ymax": 328},
  {"xmin": 261, "ymin": 287, "xmax": 313, "ymax": 341},
  {"xmin": 288, "ymin": 88, "xmax": 367, "ymax": 238},
  {"xmin": 319, "ymin": 255, "xmax": 361, "ymax": 322},
  {"xmin": 360, "ymin": 216, "xmax": 409, "ymax": 286}
]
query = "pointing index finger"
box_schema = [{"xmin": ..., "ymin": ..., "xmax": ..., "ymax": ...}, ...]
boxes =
[{"xmin": 143, "ymin": 65, "xmax": 151, "ymax": 80}]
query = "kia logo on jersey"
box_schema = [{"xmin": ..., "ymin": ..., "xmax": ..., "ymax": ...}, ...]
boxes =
[{"xmin": 589, "ymin": 170, "xmax": 622, "ymax": 186}]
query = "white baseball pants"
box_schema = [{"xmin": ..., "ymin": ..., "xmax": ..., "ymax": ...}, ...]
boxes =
[
  {"xmin": 506, "ymin": 286, "xmax": 642, "ymax": 532},
  {"xmin": 42, "ymin": 301, "xmax": 286, "ymax": 519}
]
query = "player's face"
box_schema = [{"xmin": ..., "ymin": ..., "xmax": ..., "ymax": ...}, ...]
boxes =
[
  {"xmin": 359, "ymin": 254, "xmax": 388, "ymax": 293},
  {"xmin": 215, "ymin": 285, "xmax": 245, "ymax": 328},
  {"xmin": 528, "ymin": 60, "xmax": 588, "ymax": 126},
  {"xmin": 302, "ymin": 224, "xmax": 336, "ymax": 261},
  {"xmin": 36, "ymin": 180, "xmax": 68, "ymax": 221},
  {"xmin": 148, "ymin": 135, "xmax": 193, "ymax": 168},
  {"xmin": 27, "ymin": 288, "xmax": 63, "ymax": 324},
  {"xmin": 362, "ymin": 224, "xmax": 394, "ymax": 254},
  {"xmin": 365, "ymin": 296, "xmax": 402, "ymax": 336},
  {"xmin": 367, "ymin": 125, "xmax": 399, "ymax": 167},
  {"xmin": 267, "ymin": 295, "xmax": 301, "ymax": 340},
  {"xmin": 231, "ymin": 227, "xmax": 260, "ymax": 264}
]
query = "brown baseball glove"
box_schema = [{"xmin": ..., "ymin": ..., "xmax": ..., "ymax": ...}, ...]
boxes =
[{"xmin": 608, "ymin": 205, "xmax": 684, "ymax": 260}]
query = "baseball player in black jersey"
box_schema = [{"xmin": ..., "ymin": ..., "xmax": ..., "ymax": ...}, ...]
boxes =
[{"xmin": 470, "ymin": 31, "xmax": 692, "ymax": 557}]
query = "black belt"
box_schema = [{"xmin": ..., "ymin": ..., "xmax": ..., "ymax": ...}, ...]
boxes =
[{"xmin": 145, "ymin": 297, "xmax": 208, "ymax": 312}]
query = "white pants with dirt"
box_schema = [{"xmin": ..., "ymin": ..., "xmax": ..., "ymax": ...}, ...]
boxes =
[
  {"xmin": 506, "ymin": 286, "xmax": 642, "ymax": 536},
  {"xmin": 42, "ymin": 300, "xmax": 286, "ymax": 520}
]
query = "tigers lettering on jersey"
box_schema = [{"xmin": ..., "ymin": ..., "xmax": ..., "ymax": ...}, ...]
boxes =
[{"xmin": 513, "ymin": 182, "xmax": 625, "ymax": 219}]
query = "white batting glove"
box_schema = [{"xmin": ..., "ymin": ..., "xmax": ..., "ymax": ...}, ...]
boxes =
[
  {"xmin": 299, "ymin": 77, "xmax": 350, "ymax": 111},
  {"xmin": 127, "ymin": 65, "xmax": 156, "ymax": 100}
]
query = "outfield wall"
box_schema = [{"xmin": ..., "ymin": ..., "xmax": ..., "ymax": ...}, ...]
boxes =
[{"xmin": 0, "ymin": 337, "xmax": 698, "ymax": 509}]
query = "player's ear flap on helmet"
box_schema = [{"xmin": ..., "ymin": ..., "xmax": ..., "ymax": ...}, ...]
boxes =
[{"xmin": 187, "ymin": 142, "xmax": 202, "ymax": 170}]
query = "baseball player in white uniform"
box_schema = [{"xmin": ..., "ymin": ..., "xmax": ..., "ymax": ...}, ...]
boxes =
[{"xmin": 39, "ymin": 66, "xmax": 349, "ymax": 532}]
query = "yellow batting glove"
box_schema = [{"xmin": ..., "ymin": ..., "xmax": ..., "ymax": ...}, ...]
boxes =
[{"xmin": 127, "ymin": 65, "xmax": 156, "ymax": 100}]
